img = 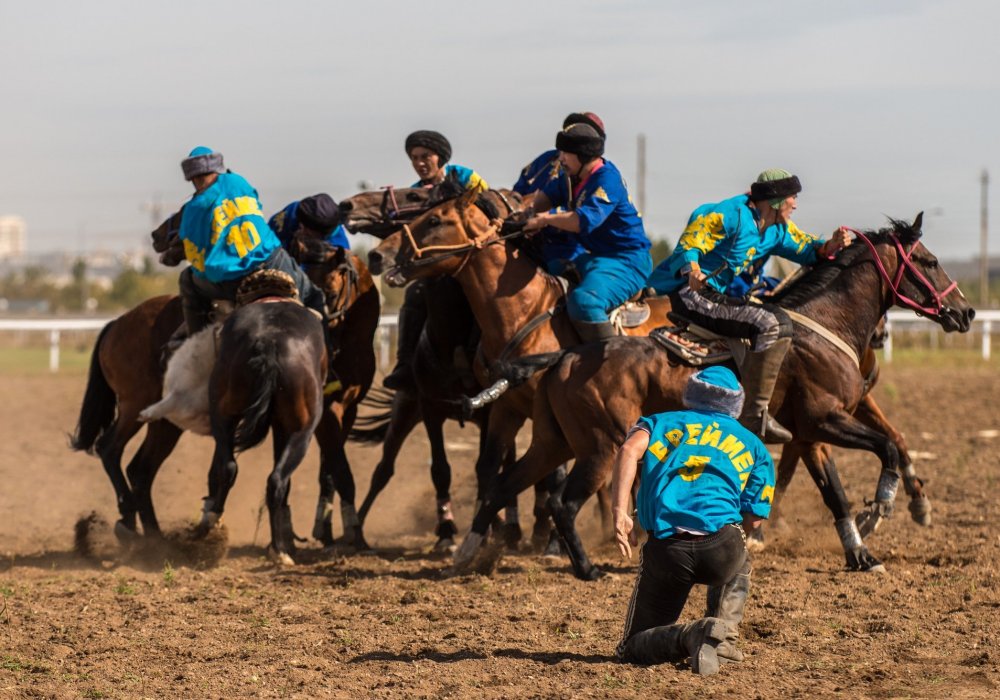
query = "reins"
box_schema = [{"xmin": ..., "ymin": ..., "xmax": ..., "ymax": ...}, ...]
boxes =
[{"xmin": 843, "ymin": 227, "xmax": 957, "ymax": 316}]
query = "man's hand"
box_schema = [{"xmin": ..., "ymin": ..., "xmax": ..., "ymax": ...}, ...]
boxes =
[
  {"xmin": 523, "ymin": 214, "xmax": 547, "ymax": 236},
  {"xmin": 821, "ymin": 227, "xmax": 853, "ymax": 257},
  {"xmin": 614, "ymin": 508, "xmax": 639, "ymax": 560},
  {"xmin": 687, "ymin": 268, "xmax": 707, "ymax": 292}
]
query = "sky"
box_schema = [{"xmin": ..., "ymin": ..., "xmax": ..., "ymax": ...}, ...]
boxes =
[{"xmin": 1, "ymin": 0, "xmax": 999, "ymax": 261}]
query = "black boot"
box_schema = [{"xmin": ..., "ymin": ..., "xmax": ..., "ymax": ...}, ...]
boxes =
[
  {"xmin": 571, "ymin": 318, "xmax": 616, "ymax": 343},
  {"xmin": 383, "ymin": 284, "xmax": 427, "ymax": 391},
  {"xmin": 624, "ymin": 617, "xmax": 730, "ymax": 675},
  {"xmin": 738, "ymin": 337, "xmax": 793, "ymax": 443},
  {"xmin": 161, "ymin": 293, "xmax": 210, "ymax": 369},
  {"xmin": 706, "ymin": 557, "xmax": 751, "ymax": 663}
]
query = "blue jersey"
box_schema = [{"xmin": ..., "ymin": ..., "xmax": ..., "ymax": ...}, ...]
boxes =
[
  {"xmin": 539, "ymin": 159, "xmax": 650, "ymax": 257},
  {"xmin": 633, "ymin": 409, "xmax": 775, "ymax": 538},
  {"xmin": 413, "ymin": 163, "xmax": 488, "ymax": 192},
  {"xmin": 268, "ymin": 201, "xmax": 351, "ymax": 251},
  {"xmin": 512, "ymin": 149, "xmax": 585, "ymax": 266},
  {"xmin": 650, "ymin": 194, "xmax": 823, "ymax": 295},
  {"xmin": 179, "ymin": 172, "xmax": 281, "ymax": 282}
]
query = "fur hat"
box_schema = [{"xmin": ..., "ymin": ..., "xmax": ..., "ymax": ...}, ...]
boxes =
[
  {"xmin": 563, "ymin": 112, "xmax": 606, "ymax": 139},
  {"xmin": 749, "ymin": 168, "xmax": 801, "ymax": 205},
  {"xmin": 297, "ymin": 193, "xmax": 341, "ymax": 234},
  {"xmin": 683, "ymin": 366, "xmax": 745, "ymax": 418},
  {"xmin": 555, "ymin": 123, "xmax": 605, "ymax": 160},
  {"xmin": 405, "ymin": 130, "xmax": 452, "ymax": 165},
  {"xmin": 181, "ymin": 146, "xmax": 225, "ymax": 181}
]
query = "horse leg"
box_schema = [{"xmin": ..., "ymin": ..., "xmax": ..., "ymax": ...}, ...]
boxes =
[
  {"xmin": 853, "ymin": 395, "xmax": 930, "ymax": 528},
  {"xmin": 535, "ymin": 464, "xmax": 567, "ymax": 556},
  {"xmin": 803, "ymin": 412, "xmax": 899, "ymax": 572},
  {"xmin": 356, "ymin": 391, "xmax": 422, "ymax": 525},
  {"xmin": 125, "ymin": 419, "xmax": 183, "ymax": 538},
  {"xmin": 422, "ymin": 405, "xmax": 458, "ymax": 552},
  {"xmin": 548, "ymin": 454, "xmax": 611, "ymax": 581},
  {"xmin": 266, "ymin": 426, "xmax": 314, "ymax": 565},
  {"xmin": 596, "ymin": 480, "xmax": 613, "ymax": 543},
  {"xmin": 312, "ymin": 409, "xmax": 362, "ymax": 549},
  {"xmin": 94, "ymin": 409, "xmax": 143, "ymax": 541},
  {"xmin": 199, "ymin": 416, "xmax": 239, "ymax": 535},
  {"xmin": 473, "ymin": 403, "xmax": 526, "ymax": 507},
  {"xmin": 453, "ymin": 424, "xmax": 573, "ymax": 576}
]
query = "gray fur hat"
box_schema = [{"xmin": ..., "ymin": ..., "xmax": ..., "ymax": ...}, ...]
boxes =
[
  {"xmin": 682, "ymin": 366, "xmax": 745, "ymax": 418},
  {"xmin": 181, "ymin": 146, "xmax": 225, "ymax": 181}
]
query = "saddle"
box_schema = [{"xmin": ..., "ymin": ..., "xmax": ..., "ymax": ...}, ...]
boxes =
[
  {"xmin": 552, "ymin": 275, "xmax": 652, "ymax": 332},
  {"xmin": 649, "ymin": 314, "xmax": 744, "ymax": 367},
  {"xmin": 235, "ymin": 269, "xmax": 303, "ymax": 307}
]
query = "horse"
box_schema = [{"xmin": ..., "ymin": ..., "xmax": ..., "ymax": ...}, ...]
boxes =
[
  {"xmin": 446, "ymin": 214, "xmax": 973, "ymax": 580},
  {"xmin": 367, "ymin": 186, "xmax": 672, "ymax": 543},
  {"xmin": 195, "ymin": 297, "xmax": 326, "ymax": 563},
  {"xmin": 72, "ymin": 209, "xmax": 380, "ymax": 553}
]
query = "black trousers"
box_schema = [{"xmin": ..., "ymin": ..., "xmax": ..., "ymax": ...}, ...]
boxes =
[
  {"xmin": 616, "ymin": 524, "xmax": 748, "ymax": 660},
  {"xmin": 669, "ymin": 286, "xmax": 791, "ymax": 352}
]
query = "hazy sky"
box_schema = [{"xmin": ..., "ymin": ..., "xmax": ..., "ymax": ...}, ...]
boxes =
[{"xmin": 2, "ymin": 0, "xmax": 998, "ymax": 260}]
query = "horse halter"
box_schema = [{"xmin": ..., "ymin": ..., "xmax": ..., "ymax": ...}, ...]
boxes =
[
  {"xmin": 325, "ymin": 255, "xmax": 359, "ymax": 323},
  {"xmin": 379, "ymin": 185, "xmax": 430, "ymax": 222},
  {"xmin": 845, "ymin": 227, "xmax": 958, "ymax": 316}
]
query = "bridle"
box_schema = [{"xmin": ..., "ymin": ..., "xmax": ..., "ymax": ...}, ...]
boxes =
[
  {"xmin": 324, "ymin": 254, "xmax": 360, "ymax": 324},
  {"xmin": 379, "ymin": 185, "xmax": 433, "ymax": 222},
  {"xmin": 845, "ymin": 227, "xmax": 958, "ymax": 317}
]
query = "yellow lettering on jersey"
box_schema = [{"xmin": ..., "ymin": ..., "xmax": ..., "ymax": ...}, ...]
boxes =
[
  {"xmin": 225, "ymin": 221, "xmax": 261, "ymax": 259},
  {"xmin": 739, "ymin": 470, "xmax": 750, "ymax": 490},
  {"xmin": 678, "ymin": 213, "xmax": 726, "ymax": 255},
  {"xmin": 699, "ymin": 422, "xmax": 722, "ymax": 448},
  {"xmin": 679, "ymin": 455, "xmax": 709, "ymax": 482},
  {"xmin": 648, "ymin": 440, "xmax": 668, "ymax": 461},
  {"xmin": 732, "ymin": 450, "xmax": 754, "ymax": 473},
  {"xmin": 718, "ymin": 434, "xmax": 745, "ymax": 460},
  {"xmin": 183, "ymin": 239, "xmax": 205, "ymax": 272},
  {"xmin": 666, "ymin": 428, "xmax": 683, "ymax": 447},
  {"xmin": 684, "ymin": 423, "xmax": 703, "ymax": 445},
  {"xmin": 760, "ymin": 484, "xmax": 774, "ymax": 503},
  {"xmin": 593, "ymin": 186, "xmax": 610, "ymax": 203},
  {"xmin": 212, "ymin": 206, "xmax": 230, "ymax": 241}
]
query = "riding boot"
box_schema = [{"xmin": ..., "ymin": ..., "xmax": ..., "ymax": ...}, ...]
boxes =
[
  {"xmin": 624, "ymin": 617, "xmax": 729, "ymax": 675},
  {"xmin": 706, "ymin": 560, "xmax": 751, "ymax": 664},
  {"xmin": 383, "ymin": 285, "xmax": 427, "ymax": 391},
  {"xmin": 162, "ymin": 294, "xmax": 210, "ymax": 369},
  {"xmin": 738, "ymin": 336, "xmax": 793, "ymax": 443},
  {"xmin": 572, "ymin": 318, "xmax": 616, "ymax": 343}
]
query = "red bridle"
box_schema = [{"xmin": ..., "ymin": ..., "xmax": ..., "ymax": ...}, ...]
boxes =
[{"xmin": 844, "ymin": 227, "xmax": 958, "ymax": 316}]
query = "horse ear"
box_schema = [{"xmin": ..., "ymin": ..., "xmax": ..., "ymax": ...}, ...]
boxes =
[
  {"xmin": 456, "ymin": 186, "xmax": 479, "ymax": 212},
  {"xmin": 912, "ymin": 211, "xmax": 924, "ymax": 235}
]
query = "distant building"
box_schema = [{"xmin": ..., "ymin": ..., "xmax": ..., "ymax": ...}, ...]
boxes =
[{"xmin": 0, "ymin": 216, "xmax": 26, "ymax": 258}]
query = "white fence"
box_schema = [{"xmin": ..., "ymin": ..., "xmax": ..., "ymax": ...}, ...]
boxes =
[{"xmin": 1, "ymin": 309, "xmax": 996, "ymax": 371}]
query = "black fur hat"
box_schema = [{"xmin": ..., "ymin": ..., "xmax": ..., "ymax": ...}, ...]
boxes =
[
  {"xmin": 405, "ymin": 130, "xmax": 452, "ymax": 165},
  {"xmin": 563, "ymin": 112, "xmax": 606, "ymax": 139},
  {"xmin": 682, "ymin": 366, "xmax": 745, "ymax": 418},
  {"xmin": 297, "ymin": 194, "xmax": 341, "ymax": 234},
  {"xmin": 555, "ymin": 123, "xmax": 605, "ymax": 160}
]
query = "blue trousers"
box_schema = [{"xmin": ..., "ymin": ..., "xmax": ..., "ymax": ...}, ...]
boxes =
[{"xmin": 567, "ymin": 249, "xmax": 652, "ymax": 323}]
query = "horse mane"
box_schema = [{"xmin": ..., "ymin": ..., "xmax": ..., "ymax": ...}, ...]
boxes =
[{"xmin": 770, "ymin": 219, "xmax": 917, "ymax": 308}]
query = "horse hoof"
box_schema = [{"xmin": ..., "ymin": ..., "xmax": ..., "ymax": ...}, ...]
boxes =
[
  {"xmin": 451, "ymin": 532, "xmax": 485, "ymax": 574},
  {"xmin": 433, "ymin": 537, "xmax": 457, "ymax": 555},
  {"xmin": 908, "ymin": 497, "xmax": 932, "ymax": 527},
  {"xmin": 113, "ymin": 521, "xmax": 140, "ymax": 544},
  {"xmin": 845, "ymin": 548, "xmax": 885, "ymax": 573},
  {"xmin": 435, "ymin": 520, "xmax": 459, "ymax": 541},
  {"xmin": 267, "ymin": 546, "xmax": 296, "ymax": 567},
  {"xmin": 577, "ymin": 566, "xmax": 605, "ymax": 582},
  {"xmin": 746, "ymin": 529, "xmax": 766, "ymax": 552},
  {"xmin": 312, "ymin": 521, "xmax": 335, "ymax": 547}
]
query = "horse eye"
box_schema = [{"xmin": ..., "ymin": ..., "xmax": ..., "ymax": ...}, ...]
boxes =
[
  {"xmin": 428, "ymin": 216, "xmax": 441, "ymax": 227},
  {"xmin": 406, "ymin": 192, "xmax": 423, "ymax": 202}
]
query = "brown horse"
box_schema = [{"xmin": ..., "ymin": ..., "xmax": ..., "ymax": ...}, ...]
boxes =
[
  {"xmin": 448, "ymin": 215, "xmax": 972, "ymax": 579},
  {"xmin": 72, "ymin": 211, "xmax": 379, "ymax": 551}
]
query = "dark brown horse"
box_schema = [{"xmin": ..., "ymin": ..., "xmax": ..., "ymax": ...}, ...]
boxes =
[
  {"xmin": 72, "ymin": 211, "xmax": 380, "ymax": 552},
  {"xmin": 447, "ymin": 215, "xmax": 973, "ymax": 579}
]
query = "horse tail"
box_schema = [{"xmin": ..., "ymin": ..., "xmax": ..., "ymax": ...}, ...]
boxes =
[
  {"xmin": 233, "ymin": 338, "xmax": 280, "ymax": 452},
  {"xmin": 462, "ymin": 350, "xmax": 568, "ymax": 415},
  {"xmin": 348, "ymin": 387, "xmax": 395, "ymax": 443},
  {"xmin": 70, "ymin": 322, "xmax": 117, "ymax": 454}
]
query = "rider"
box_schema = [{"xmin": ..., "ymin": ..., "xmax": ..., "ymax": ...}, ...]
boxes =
[
  {"xmin": 523, "ymin": 123, "xmax": 652, "ymax": 341},
  {"xmin": 269, "ymin": 193, "xmax": 351, "ymax": 251},
  {"xmin": 174, "ymin": 147, "xmax": 336, "ymax": 385},
  {"xmin": 382, "ymin": 130, "xmax": 489, "ymax": 391},
  {"xmin": 511, "ymin": 113, "xmax": 602, "ymax": 275},
  {"xmin": 646, "ymin": 169, "xmax": 851, "ymax": 443},
  {"xmin": 612, "ymin": 366, "xmax": 774, "ymax": 675}
]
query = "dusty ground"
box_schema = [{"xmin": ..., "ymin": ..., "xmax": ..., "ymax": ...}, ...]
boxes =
[{"xmin": 1, "ymin": 363, "xmax": 998, "ymax": 699}]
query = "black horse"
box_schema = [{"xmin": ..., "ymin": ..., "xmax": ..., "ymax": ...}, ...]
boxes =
[{"xmin": 196, "ymin": 300, "xmax": 327, "ymax": 563}]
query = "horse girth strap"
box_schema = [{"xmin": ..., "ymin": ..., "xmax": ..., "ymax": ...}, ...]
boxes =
[
  {"xmin": 496, "ymin": 302, "xmax": 565, "ymax": 366},
  {"xmin": 783, "ymin": 308, "xmax": 861, "ymax": 370}
]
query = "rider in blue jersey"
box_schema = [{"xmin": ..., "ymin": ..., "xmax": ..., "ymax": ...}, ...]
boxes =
[
  {"xmin": 383, "ymin": 131, "xmax": 488, "ymax": 391},
  {"xmin": 612, "ymin": 366, "xmax": 774, "ymax": 675},
  {"xmin": 269, "ymin": 194, "xmax": 351, "ymax": 252},
  {"xmin": 647, "ymin": 169, "xmax": 851, "ymax": 442},
  {"xmin": 524, "ymin": 123, "xmax": 652, "ymax": 341}
]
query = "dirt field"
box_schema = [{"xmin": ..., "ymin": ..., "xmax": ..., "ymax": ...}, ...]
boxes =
[{"xmin": 1, "ymin": 362, "xmax": 998, "ymax": 699}]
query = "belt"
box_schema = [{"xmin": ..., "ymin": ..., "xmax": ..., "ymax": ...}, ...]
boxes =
[{"xmin": 669, "ymin": 531, "xmax": 708, "ymax": 541}]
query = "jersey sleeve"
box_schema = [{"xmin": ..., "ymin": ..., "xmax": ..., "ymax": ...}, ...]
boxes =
[
  {"xmin": 770, "ymin": 221, "xmax": 822, "ymax": 265},
  {"xmin": 739, "ymin": 443, "xmax": 776, "ymax": 518},
  {"xmin": 674, "ymin": 211, "xmax": 729, "ymax": 268},
  {"xmin": 574, "ymin": 183, "xmax": 618, "ymax": 236}
]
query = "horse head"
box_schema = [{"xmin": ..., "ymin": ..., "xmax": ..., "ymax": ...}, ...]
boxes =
[
  {"xmin": 338, "ymin": 180, "xmax": 467, "ymax": 239},
  {"xmin": 150, "ymin": 206, "xmax": 185, "ymax": 266},
  {"xmin": 860, "ymin": 213, "xmax": 975, "ymax": 333},
  {"xmin": 290, "ymin": 236, "xmax": 366, "ymax": 322},
  {"xmin": 368, "ymin": 187, "xmax": 506, "ymax": 287}
]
